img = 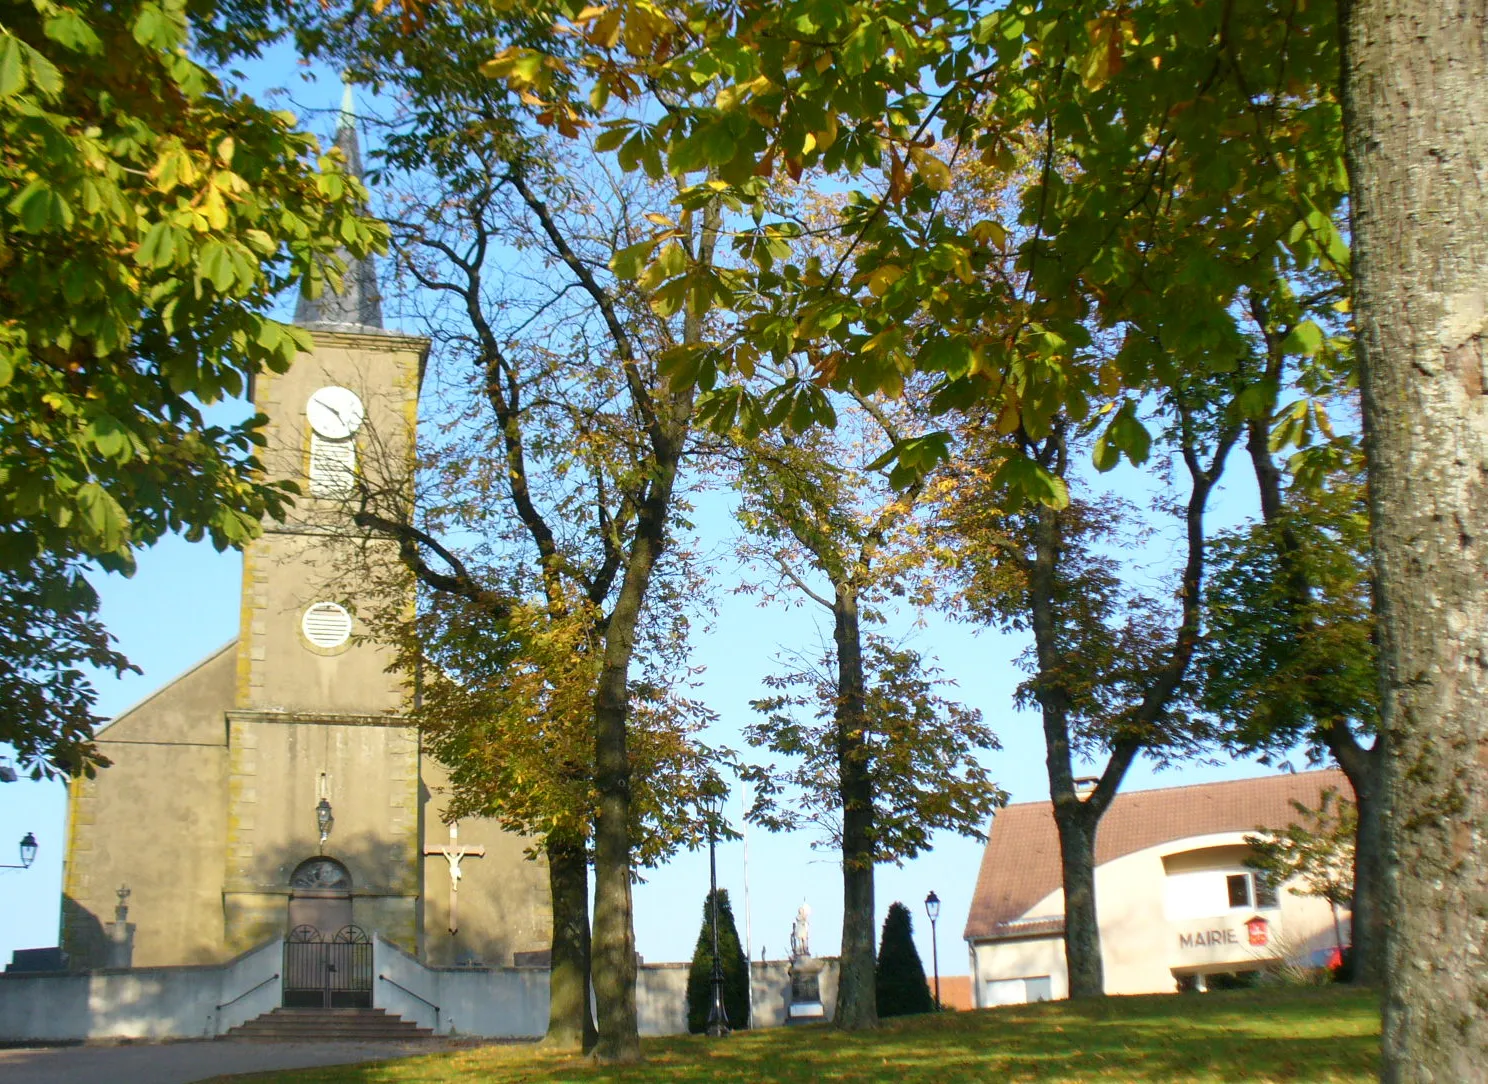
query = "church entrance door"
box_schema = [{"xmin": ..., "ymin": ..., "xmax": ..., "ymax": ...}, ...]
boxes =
[
  {"xmin": 282, "ymin": 857, "xmax": 370, "ymax": 1008},
  {"xmin": 282, "ymin": 924, "xmax": 373, "ymax": 1008}
]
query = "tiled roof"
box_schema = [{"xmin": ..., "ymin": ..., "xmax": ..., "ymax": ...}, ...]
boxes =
[{"xmin": 963, "ymin": 769, "xmax": 1350, "ymax": 942}]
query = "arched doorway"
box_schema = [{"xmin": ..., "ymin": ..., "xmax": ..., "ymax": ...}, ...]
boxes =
[
  {"xmin": 284, "ymin": 857, "xmax": 371, "ymax": 1008},
  {"xmin": 287, "ymin": 856, "xmax": 352, "ymax": 935}
]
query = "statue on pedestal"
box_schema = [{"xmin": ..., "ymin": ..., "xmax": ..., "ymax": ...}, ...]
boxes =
[
  {"xmin": 786, "ymin": 899, "xmax": 824, "ymax": 1022},
  {"xmin": 790, "ymin": 900, "xmax": 811, "ymax": 959}
]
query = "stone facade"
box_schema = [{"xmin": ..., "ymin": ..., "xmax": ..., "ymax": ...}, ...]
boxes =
[{"xmin": 61, "ymin": 319, "xmax": 551, "ymax": 974}]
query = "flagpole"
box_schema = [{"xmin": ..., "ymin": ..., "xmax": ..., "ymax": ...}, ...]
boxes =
[{"xmin": 741, "ymin": 782, "xmax": 755, "ymax": 1030}]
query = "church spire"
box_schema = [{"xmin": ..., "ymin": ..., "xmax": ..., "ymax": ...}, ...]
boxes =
[{"xmin": 295, "ymin": 78, "xmax": 384, "ymax": 330}]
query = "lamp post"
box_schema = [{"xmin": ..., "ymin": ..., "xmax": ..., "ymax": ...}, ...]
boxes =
[
  {"xmin": 0, "ymin": 832, "xmax": 38, "ymax": 870},
  {"xmin": 702, "ymin": 785, "xmax": 730, "ymax": 1037},
  {"xmin": 925, "ymin": 890, "xmax": 941, "ymax": 1011}
]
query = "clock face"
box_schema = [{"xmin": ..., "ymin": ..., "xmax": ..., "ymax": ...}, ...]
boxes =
[{"xmin": 306, "ymin": 386, "xmax": 365, "ymax": 440}]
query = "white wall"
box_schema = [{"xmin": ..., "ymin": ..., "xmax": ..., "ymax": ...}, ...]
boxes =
[
  {"xmin": 969, "ymin": 831, "xmax": 1355, "ymax": 1002},
  {"xmin": 0, "ymin": 939, "xmax": 842, "ymax": 1042},
  {"xmin": 374, "ymin": 935, "xmax": 547, "ymax": 1038},
  {"xmin": 971, "ymin": 936, "xmax": 1066, "ymax": 1007},
  {"xmin": 0, "ymin": 938, "xmax": 282, "ymax": 1042}
]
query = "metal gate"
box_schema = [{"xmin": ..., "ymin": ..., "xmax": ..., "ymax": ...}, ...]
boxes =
[{"xmin": 282, "ymin": 924, "xmax": 372, "ymax": 1008}]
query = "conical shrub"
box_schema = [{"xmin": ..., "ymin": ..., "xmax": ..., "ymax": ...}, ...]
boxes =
[
  {"xmin": 685, "ymin": 888, "xmax": 751, "ymax": 1032},
  {"xmin": 875, "ymin": 901, "xmax": 934, "ymax": 1016}
]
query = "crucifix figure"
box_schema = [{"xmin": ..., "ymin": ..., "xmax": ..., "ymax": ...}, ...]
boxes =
[{"xmin": 424, "ymin": 821, "xmax": 485, "ymax": 934}]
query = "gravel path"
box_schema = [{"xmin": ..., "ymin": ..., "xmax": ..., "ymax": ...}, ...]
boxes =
[{"xmin": 0, "ymin": 1038, "xmax": 468, "ymax": 1084}]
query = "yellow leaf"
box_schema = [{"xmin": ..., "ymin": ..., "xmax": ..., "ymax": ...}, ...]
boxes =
[
  {"xmin": 590, "ymin": 6, "xmax": 622, "ymax": 49},
  {"xmin": 201, "ymin": 187, "xmax": 228, "ymax": 231},
  {"xmin": 970, "ymin": 219, "xmax": 1008, "ymax": 248},
  {"xmin": 573, "ymin": 5, "xmax": 607, "ymax": 22},
  {"xmin": 917, "ymin": 155, "xmax": 952, "ymax": 192},
  {"xmin": 868, "ymin": 265, "xmax": 904, "ymax": 297},
  {"xmin": 644, "ymin": 212, "xmax": 675, "ymax": 226}
]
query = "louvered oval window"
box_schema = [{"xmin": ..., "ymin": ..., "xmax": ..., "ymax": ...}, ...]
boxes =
[{"xmin": 301, "ymin": 602, "xmax": 353, "ymax": 649}]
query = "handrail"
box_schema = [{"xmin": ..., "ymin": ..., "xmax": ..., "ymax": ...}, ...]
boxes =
[
  {"xmin": 217, "ymin": 972, "xmax": 279, "ymax": 1011},
  {"xmin": 379, "ymin": 973, "xmax": 440, "ymax": 1030}
]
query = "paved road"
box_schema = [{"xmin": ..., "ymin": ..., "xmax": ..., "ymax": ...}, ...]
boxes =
[{"xmin": 0, "ymin": 1039, "xmax": 469, "ymax": 1084}]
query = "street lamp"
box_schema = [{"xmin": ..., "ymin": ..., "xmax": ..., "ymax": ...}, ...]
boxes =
[
  {"xmin": 1, "ymin": 832, "xmax": 38, "ymax": 870},
  {"xmin": 702, "ymin": 782, "xmax": 730, "ymax": 1037},
  {"xmin": 925, "ymin": 890, "xmax": 941, "ymax": 1011}
]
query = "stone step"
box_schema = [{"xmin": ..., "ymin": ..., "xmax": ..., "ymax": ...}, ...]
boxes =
[{"xmin": 224, "ymin": 1008, "xmax": 434, "ymax": 1041}]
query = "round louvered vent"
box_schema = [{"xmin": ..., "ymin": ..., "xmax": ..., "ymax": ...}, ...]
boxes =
[{"xmin": 301, "ymin": 602, "xmax": 353, "ymax": 649}]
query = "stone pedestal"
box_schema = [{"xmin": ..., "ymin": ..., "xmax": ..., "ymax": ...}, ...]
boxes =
[
  {"xmin": 787, "ymin": 955, "xmax": 825, "ymax": 1023},
  {"xmin": 106, "ymin": 921, "xmax": 134, "ymax": 969}
]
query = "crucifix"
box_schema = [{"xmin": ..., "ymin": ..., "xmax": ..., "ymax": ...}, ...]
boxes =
[{"xmin": 424, "ymin": 821, "xmax": 485, "ymax": 934}]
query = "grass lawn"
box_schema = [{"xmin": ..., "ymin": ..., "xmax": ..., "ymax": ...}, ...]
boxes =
[{"xmin": 213, "ymin": 986, "xmax": 1379, "ymax": 1083}]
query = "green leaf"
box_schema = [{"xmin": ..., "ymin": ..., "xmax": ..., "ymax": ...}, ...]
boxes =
[
  {"xmin": 1104, "ymin": 401, "xmax": 1151, "ymax": 466},
  {"xmin": 85, "ymin": 415, "xmax": 133, "ymax": 461},
  {"xmin": 991, "ymin": 454, "xmax": 1070, "ymax": 510},
  {"xmin": 1281, "ymin": 320, "xmax": 1325, "ymax": 357},
  {"xmin": 610, "ymin": 239, "xmax": 657, "ymax": 281},
  {"xmin": 0, "ymin": 35, "xmax": 26, "ymax": 98},
  {"xmin": 594, "ymin": 124, "xmax": 632, "ymax": 153},
  {"xmin": 75, "ymin": 482, "xmax": 129, "ymax": 553},
  {"xmin": 43, "ymin": 10, "xmax": 102, "ymax": 53},
  {"xmin": 25, "ymin": 43, "xmax": 62, "ymax": 96}
]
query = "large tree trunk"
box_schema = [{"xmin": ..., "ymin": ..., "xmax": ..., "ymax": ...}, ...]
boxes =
[
  {"xmin": 1329, "ymin": 724, "xmax": 1385, "ymax": 987},
  {"xmin": 832, "ymin": 583, "xmax": 879, "ymax": 1030},
  {"xmin": 1028, "ymin": 495, "xmax": 1107, "ymax": 998},
  {"xmin": 544, "ymin": 831, "xmax": 597, "ymax": 1051},
  {"xmin": 1340, "ymin": 2, "xmax": 1488, "ymax": 1077},
  {"xmin": 1050, "ymin": 806, "xmax": 1101, "ymax": 998},
  {"xmin": 1350, "ymin": 759, "xmax": 1386, "ymax": 988},
  {"xmin": 1246, "ymin": 417, "xmax": 1386, "ymax": 986},
  {"xmin": 590, "ymin": 578, "xmax": 649, "ymax": 1064}
]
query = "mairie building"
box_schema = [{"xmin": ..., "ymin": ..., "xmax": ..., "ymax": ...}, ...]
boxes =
[{"xmin": 963, "ymin": 770, "xmax": 1352, "ymax": 1006}]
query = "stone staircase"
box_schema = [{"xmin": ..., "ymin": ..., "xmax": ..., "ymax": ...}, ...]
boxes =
[{"xmin": 223, "ymin": 1007, "xmax": 435, "ymax": 1041}]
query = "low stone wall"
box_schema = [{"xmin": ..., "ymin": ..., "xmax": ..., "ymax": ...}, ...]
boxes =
[
  {"xmin": 0, "ymin": 940, "xmax": 839, "ymax": 1042},
  {"xmin": 0, "ymin": 938, "xmax": 282, "ymax": 1042},
  {"xmin": 374, "ymin": 935, "xmax": 548, "ymax": 1038}
]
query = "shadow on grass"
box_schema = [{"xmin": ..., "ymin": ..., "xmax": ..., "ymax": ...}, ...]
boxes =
[{"xmin": 211, "ymin": 986, "xmax": 1380, "ymax": 1084}]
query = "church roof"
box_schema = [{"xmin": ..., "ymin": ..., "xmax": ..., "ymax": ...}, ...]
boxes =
[
  {"xmin": 962, "ymin": 768, "xmax": 1350, "ymax": 943},
  {"xmin": 295, "ymin": 84, "xmax": 384, "ymax": 332}
]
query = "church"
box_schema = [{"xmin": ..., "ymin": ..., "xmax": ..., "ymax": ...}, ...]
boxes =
[{"xmin": 56, "ymin": 103, "xmax": 553, "ymax": 987}]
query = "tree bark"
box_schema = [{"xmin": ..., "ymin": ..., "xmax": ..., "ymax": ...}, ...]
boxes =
[
  {"xmin": 1340, "ymin": 2, "xmax": 1488, "ymax": 1077},
  {"xmin": 589, "ymin": 476, "xmax": 673, "ymax": 1064},
  {"xmin": 1245, "ymin": 416, "xmax": 1385, "ymax": 985},
  {"xmin": 1028, "ymin": 493, "xmax": 1104, "ymax": 998},
  {"xmin": 832, "ymin": 582, "xmax": 879, "ymax": 1030},
  {"xmin": 544, "ymin": 831, "xmax": 597, "ymax": 1051},
  {"xmin": 1051, "ymin": 806, "xmax": 1101, "ymax": 998},
  {"xmin": 1327, "ymin": 721, "xmax": 1385, "ymax": 987}
]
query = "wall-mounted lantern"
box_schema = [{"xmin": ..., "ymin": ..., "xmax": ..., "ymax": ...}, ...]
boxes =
[{"xmin": 316, "ymin": 798, "xmax": 334, "ymax": 849}]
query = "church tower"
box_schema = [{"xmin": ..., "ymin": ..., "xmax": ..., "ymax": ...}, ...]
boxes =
[
  {"xmin": 60, "ymin": 97, "xmax": 551, "ymax": 975},
  {"xmin": 221, "ymin": 89, "xmax": 430, "ymax": 955}
]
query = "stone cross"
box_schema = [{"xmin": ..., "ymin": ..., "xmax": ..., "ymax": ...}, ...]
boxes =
[{"xmin": 424, "ymin": 821, "xmax": 485, "ymax": 934}]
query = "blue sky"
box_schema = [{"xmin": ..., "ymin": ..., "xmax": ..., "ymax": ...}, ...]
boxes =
[
  {"xmin": 0, "ymin": 61, "xmax": 1299, "ymax": 980},
  {"xmin": 0, "ymin": 454, "xmax": 1284, "ymax": 976}
]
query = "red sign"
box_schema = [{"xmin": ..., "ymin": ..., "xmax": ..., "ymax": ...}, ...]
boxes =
[{"xmin": 1246, "ymin": 915, "xmax": 1270, "ymax": 947}]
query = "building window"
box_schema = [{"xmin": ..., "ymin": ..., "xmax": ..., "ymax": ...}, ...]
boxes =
[
  {"xmin": 302, "ymin": 601, "xmax": 353, "ymax": 650},
  {"xmin": 1226, "ymin": 872, "xmax": 1280, "ymax": 910},
  {"xmin": 305, "ymin": 386, "xmax": 365, "ymax": 500},
  {"xmin": 309, "ymin": 434, "xmax": 357, "ymax": 499},
  {"xmin": 1227, "ymin": 873, "xmax": 1251, "ymax": 908}
]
